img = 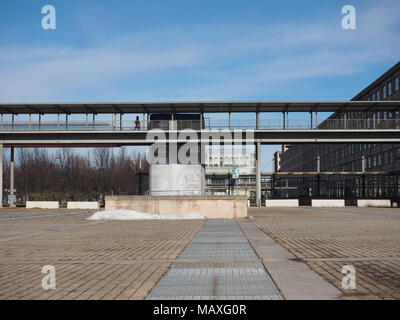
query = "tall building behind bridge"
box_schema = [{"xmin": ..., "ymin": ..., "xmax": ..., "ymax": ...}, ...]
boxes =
[{"xmin": 279, "ymin": 61, "xmax": 400, "ymax": 199}]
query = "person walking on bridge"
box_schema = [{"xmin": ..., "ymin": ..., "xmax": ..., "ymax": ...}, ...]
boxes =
[{"xmin": 134, "ymin": 116, "xmax": 140, "ymax": 130}]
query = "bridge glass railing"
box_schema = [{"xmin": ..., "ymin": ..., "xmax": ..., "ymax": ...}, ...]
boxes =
[{"xmin": 0, "ymin": 119, "xmax": 400, "ymax": 131}]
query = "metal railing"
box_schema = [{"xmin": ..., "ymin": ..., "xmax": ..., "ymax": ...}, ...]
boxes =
[{"xmin": 1, "ymin": 119, "xmax": 400, "ymax": 131}]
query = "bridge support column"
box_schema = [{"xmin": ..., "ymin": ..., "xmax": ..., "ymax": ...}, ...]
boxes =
[
  {"xmin": 256, "ymin": 141, "xmax": 261, "ymax": 207},
  {"xmin": 10, "ymin": 147, "xmax": 15, "ymax": 208},
  {"xmin": 0, "ymin": 144, "xmax": 2, "ymax": 208}
]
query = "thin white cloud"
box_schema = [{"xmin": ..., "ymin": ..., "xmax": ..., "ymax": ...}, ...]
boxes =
[{"xmin": 0, "ymin": 0, "xmax": 399, "ymax": 102}]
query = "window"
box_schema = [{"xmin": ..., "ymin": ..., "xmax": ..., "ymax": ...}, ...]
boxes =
[
  {"xmin": 383, "ymin": 86, "xmax": 387, "ymax": 99},
  {"xmin": 376, "ymin": 90, "xmax": 380, "ymax": 100},
  {"xmin": 396, "ymin": 77, "xmax": 399, "ymax": 92},
  {"xmin": 388, "ymin": 82, "xmax": 392, "ymax": 96},
  {"xmin": 372, "ymin": 93, "xmax": 376, "ymax": 100}
]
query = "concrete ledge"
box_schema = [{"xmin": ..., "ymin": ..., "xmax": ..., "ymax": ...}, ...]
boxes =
[
  {"xmin": 67, "ymin": 201, "xmax": 99, "ymax": 210},
  {"xmin": 265, "ymin": 199, "xmax": 299, "ymax": 207},
  {"xmin": 357, "ymin": 199, "xmax": 391, "ymax": 207},
  {"xmin": 26, "ymin": 201, "xmax": 59, "ymax": 209},
  {"xmin": 312, "ymin": 199, "xmax": 345, "ymax": 207},
  {"xmin": 105, "ymin": 195, "xmax": 248, "ymax": 219}
]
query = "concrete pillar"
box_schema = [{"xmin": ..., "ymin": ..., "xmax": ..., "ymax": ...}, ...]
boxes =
[
  {"xmin": 344, "ymin": 113, "xmax": 347, "ymax": 129},
  {"xmin": 10, "ymin": 147, "xmax": 15, "ymax": 208},
  {"xmin": 0, "ymin": 144, "xmax": 2, "ymax": 208},
  {"xmin": 256, "ymin": 141, "xmax": 261, "ymax": 207}
]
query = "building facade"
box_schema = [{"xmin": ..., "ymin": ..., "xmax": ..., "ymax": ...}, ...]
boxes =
[
  {"xmin": 279, "ymin": 61, "xmax": 400, "ymax": 199},
  {"xmin": 205, "ymin": 145, "xmax": 256, "ymax": 195}
]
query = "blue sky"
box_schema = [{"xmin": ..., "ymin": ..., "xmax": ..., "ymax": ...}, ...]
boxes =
[{"xmin": 0, "ymin": 0, "xmax": 399, "ymax": 170}]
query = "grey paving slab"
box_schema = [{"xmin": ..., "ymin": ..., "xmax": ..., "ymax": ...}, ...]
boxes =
[{"xmin": 147, "ymin": 220, "xmax": 282, "ymax": 300}]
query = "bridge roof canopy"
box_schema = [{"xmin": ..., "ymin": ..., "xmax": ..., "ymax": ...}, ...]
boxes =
[{"xmin": 0, "ymin": 101, "xmax": 399, "ymax": 115}]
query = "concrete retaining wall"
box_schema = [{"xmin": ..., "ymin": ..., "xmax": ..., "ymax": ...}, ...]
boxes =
[
  {"xmin": 312, "ymin": 199, "xmax": 345, "ymax": 207},
  {"xmin": 265, "ymin": 199, "xmax": 299, "ymax": 207},
  {"xmin": 26, "ymin": 201, "xmax": 59, "ymax": 209},
  {"xmin": 67, "ymin": 201, "xmax": 99, "ymax": 210},
  {"xmin": 357, "ymin": 199, "xmax": 391, "ymax": 207},
  {"xmin": 105, "ymin": 195, "xmax": 247, "ymax": 219}
]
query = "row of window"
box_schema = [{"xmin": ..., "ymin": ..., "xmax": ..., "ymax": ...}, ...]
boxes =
[
  {"xmin": 367, "ymin": 76, "xmax": 399, "ymax": 101},
  {"xmin": 328, "ymin": 149, "xmax": 400, "ymax": 171}
]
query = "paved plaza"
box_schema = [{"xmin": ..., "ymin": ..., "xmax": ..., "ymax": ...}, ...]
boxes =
[
  {"xmin": 248, "ymin": 207, "xmax": 400, "ymax": 300},
  {"xmin": 0, "ymin": 207, "xmax": 399, "ymax": 299}
]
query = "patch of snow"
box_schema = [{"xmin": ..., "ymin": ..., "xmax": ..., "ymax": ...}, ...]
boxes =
[{"xmin": 87, "ymin": 209, "xmax": 204, "ymax": 220}]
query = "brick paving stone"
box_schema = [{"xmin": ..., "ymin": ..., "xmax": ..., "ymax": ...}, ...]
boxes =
[
  {"xmin": 249, "ymin": 207, "xmax": 400, "ymax": 300},
  {"xmin": 0, "ymin": 209, "xmax": 203, "ymax": 300}
]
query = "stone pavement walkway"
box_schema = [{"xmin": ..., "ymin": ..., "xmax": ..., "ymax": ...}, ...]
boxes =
[
  {"xmin": 249, "ymin": 207, "xmax": 400, "ymax": 300},
  {"xmin": 147, "ymin": 220, "xmax": 282, "ymax": 300}
]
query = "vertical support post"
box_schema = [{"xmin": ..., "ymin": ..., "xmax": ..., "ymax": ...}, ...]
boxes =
[
  {"xmin": 229, "ymin": 112, "xmax": 231, "ymax": 129},
  {"xmin": 286, "ymin": 112, "xmax": 289, "ymax": 129},
  {"xmin": 256, "ymin": 141, "xmax": 261, "ymax": 207},
  {"xmin": 361, "ymin": 155, "xmax": 366, "ymax": 198},
  {"xmin": 57, "ymin": 114, "xmax": 59, "ymax": 128},
  {"xmin": 12, "ymin": 114, "xmax": 14, "ymax": 130},
  {"xmin": 310, "ymin": 112, "xmax": 313, "ymax": 129},
  {"xmin": 142, "ymin": 113, "xmax": 145, "ymax": 129},
  {"xmin": 39, "ymin": 114, "xmax": 41, "ymax": 130},
  {"xmin": 10, "ymin": 147, "xmax": 15, "ymax": 208},
  {"xmin": 344, "ymin": 112, "xmax": 347, "ymax": 130},
  {"xmin": 317, "ymin": 156, "xmax": 320, "ymax": 172},
  {"xmin": 0, "ymin": 144, "xmax": 2, "ymax": 207},
  {"xmin": 256, "ymin": 111, "xmax": 260, "ymax": 130},
  {"xmin": 86, "ymin": 113, "xmax": 88, "ymax": 128},
  {"xmin": 282, "ymin": 112, "xmax": 286, "ymax": 129},
  {"xmin": 29, "ymin": 114, "xmax": 32, "ymax": 128},
  {"xmin": 1, "ymin": 114, "xmax": 3, "ymax": 129},
  {"xmin": 373, "ymin": 113, "xmax": 376, "ymax": 129},
  {"xmin": 120, "ymin": 113, "xmax": 122, "ymax": 131},
  {"xmin": 66, "ymin": 114, "xmax": 68, "ymax": 130},
  {"xmin": 315, "ymin": 112, "xmax": 318, "ymax": 129}
]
